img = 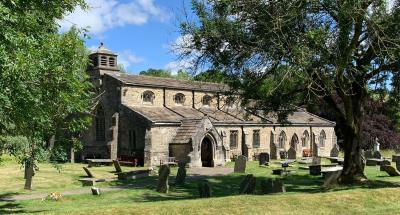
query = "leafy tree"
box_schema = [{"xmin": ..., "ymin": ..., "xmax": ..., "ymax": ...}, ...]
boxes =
[
  {"xmin": 0, "ymin": 0, "xmax": 91, "ymax": 189},
  {"xmin": 180, "ymin": 0, "xmax": 400, "ymax": 183},
  {"xmin": 194, "ymin": 69, "xmax": 230, "ymax": 83},
  {"xmin": 139, "ymin": 68, "xmax": 173, "ymax": 78}
]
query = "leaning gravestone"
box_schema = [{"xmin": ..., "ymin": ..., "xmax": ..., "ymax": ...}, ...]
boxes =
[
  {"xmin": 381, "ymin": 165, "xmax": 400, "ymax": 176},
  {"xmin": 259, "ymin": 153, "xmax": 270, "ymax": 166},
  {"xmin": 373, "ymin": 151, "xmax": 382, "ymax": 159},
  {"xmin": 157, "ymin": 165, "xmax": 170, "ymax": 193},
  {"xmin": 287, "ymin": 148, "xmax": 296, "ymax": 160},
  {"xmin": 175, "ymin": 162, "xmax": 187, "ymax": 185},
  {"xmin": 198, "ymin": 182, "xmax": 212, "ymax": 198},
  {"xmin": 112, "ymin": 160, "xmax": 122, "ymax": 173},
  {"xmin": 82, "ymin": 167, "xmax": 94, "ymax": 178},
  {"xmin": 234, "ymin": 155, "xmax": 247, "ymax": 173},
  {"xmin": 91, "ymin": 187, "xmax": 101, "ymax": 195},
  {"xmin": 239, "ymin": 174, "xmax": 256, "ymax": 194},
  {"xmin": 330, "ymin": 146, "xmax": 340, "ymax": 157}
]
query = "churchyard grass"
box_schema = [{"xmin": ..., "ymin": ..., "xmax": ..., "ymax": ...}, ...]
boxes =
[{"xmin": 1, "ymin": 153, "xmax": 400, "ymax": 214}]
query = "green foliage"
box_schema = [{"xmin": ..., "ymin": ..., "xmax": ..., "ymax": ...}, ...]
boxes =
[
  {"xmin": 140, "ymin": 68, "xmax": 193, "ymax": 80},
  {"xmin": 0, "ymin": 0, "xmax": 92, "ymax": 187},
  {"xmin": 193, "ymin": 69, "xmax": 229, "ymax": 83}
]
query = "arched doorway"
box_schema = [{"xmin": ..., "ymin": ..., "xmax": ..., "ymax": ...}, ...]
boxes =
[{"xmin": 201, "ymin": 136, "xmax": 214, "ymax": 167}]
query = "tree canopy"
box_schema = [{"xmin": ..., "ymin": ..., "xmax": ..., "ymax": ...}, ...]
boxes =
[
  {"xmin": 180, "ymin": 0, "xmax": 400, "ymax": 183},
  {"xmin": 0, "ymin": 0, "xmax": 92, "ymax": 189}
]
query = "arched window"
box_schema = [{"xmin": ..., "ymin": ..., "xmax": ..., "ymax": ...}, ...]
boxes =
[
  {"xmin": 290, "ymin": 134, "xmax": 299, "ymax": 149},
  {"xmin": 302, "ymin": 130, "xmax": 309, "ymax": 147},
  {"xmin": 142, "ymin": 91, "xmax": 155, "ymax": 103},
  {"xmin": 100, "ymin": 56, "xmax": 108, "ymax": 66},
  {"xmin": 174, "ymin": 93, "xmax": 185, "ymax": 105},
  {"xmin": 95, "ymin": 105, "xmax": 105, "ymax": 141},
  {"xmin": 202, "ymin": 95, "xmax": 212, "ymax": 106},
  {"xmin": 319, "ymin": 130, "xmax": 326, "ymax": 147},
  {"xmin": 278, "ymin": 131, "xmax": 286, "ymax": 148}
]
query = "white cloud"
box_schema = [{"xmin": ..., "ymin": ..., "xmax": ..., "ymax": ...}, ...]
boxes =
[
  {"xmin": 118, "ymin": 50, "xmax": 145, "ymax": 69},
  {"xmin": 165, "ymin": 58, "xmax": 193, "ymax": 74},
  {"xmin": 59, "ymin": 0, "xmax": 169, "ymax": 36}
]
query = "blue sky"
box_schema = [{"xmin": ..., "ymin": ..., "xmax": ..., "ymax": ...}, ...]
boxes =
[{"xmin": 59, "ymin": 0, "xmax": 193, "ymax": 74}]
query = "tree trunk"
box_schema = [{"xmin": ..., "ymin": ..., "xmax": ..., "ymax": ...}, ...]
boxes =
[
  {"xmin": 339, "ymin": 104, "xmax": 367, "ymax": 184},
  {"xmin": 24, "ymin": 162, "xmax": 34, "ymax": 190}
]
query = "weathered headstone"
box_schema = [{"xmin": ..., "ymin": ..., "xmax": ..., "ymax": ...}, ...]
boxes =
[
  {"xmin": 279, "ymin": 151, "xmax": 287, "ymax": 159},
  {"xmin": 198, "ymin": 182, "xmax": 212, "ymax": 198},
  {"xmin": 156, "ymin": 165, "xmax": 170, "ymax": 193},
  {"xmin": 83, "ymin": 167, "xmax": 94, "ymax": 178},
  {"xmin": 91, "ymin": 187, "xmax": 101, "ymax": 195},
  {"xmin": 330, "ymin": 146, "xmax": 340, "ymax": 157},
  {"xmin": 234, "ymin": 155, "xmax": 247, "ymax": 173},
  {"xmin": 381, "ymin": 165, "xmax": 400, "ymax": 176},
  {"xmin": 113, "ymin": 160, "xmax": 122, "ymax": 173},
  {"xmin": 287, "ymin": 148, "xmax": 296, "ymax": 160},
  {"xmin": 272, "ymin": 179, "xmax": 286, "ymax": 193},
  {"xmin": 309, "ymin": 165, "xmax": 321, "ymax": 176},
  {"xmin": 364, "ymin": 150, "xmax": 374, "ymax": 159},
  {"xmin": 259, "ymin": 153, "xmax": 270, "ymax": 166},
  {"xmin": 175, "ymin": 162, "xmax": 187, "ymax": 185},
  {"xmin": 373, "ymin": 151, "xmax": 382, "ymax": 159},
  {"xmin": 239, "ymin": 174, "xmax": 256, "ymax": 194},
  {"xmin": 396, "ymin": 161, "xmax": 400, "ymax": 172}
]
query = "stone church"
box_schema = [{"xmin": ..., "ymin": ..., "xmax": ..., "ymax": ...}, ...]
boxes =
[{"xmin": 81, "ymin": 44, "xmax": 337, "ymax": 167}]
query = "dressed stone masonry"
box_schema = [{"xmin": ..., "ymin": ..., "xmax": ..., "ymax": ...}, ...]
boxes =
[{"xmin": 80, "ymin": 44, "xmax": 338, "ymax": 168}]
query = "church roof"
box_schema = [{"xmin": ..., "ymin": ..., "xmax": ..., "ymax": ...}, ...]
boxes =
[
  {"xmin": 170, "ymin": 119, "xmax": 203, "ymax": 144},
  {"xmin": 106, "ymin": 72, "xmax": 229, "ymax": 92},
  {"xmin": 90, "ymin": 43, "xmax": 116, "ymax": 56}
]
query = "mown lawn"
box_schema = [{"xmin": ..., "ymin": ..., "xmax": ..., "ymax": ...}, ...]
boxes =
[{"xmin": 1, "ymin": 154, "xmax": 400, "ymax": 214}]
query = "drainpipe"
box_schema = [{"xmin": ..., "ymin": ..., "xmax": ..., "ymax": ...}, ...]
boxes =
[{"xmin": 163, "ymin": 88, "xmax": 166, "ymax": 107}]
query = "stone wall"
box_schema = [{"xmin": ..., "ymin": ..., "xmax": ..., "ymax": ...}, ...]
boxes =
[
  {"xmin": 121, "ymin": 86, "xmax": 164, "ymax": 107},
  {"xmin": 165, "ymin": 89, "xmax": 193, "ymax": 108}
]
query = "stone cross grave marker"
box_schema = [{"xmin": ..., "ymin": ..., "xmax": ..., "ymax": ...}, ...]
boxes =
[
  {"xmin": 157, "ymin": 165, "xmax": 170, "ymax": 193},
  {"xmin": 234, "ymin": 155, "xmax": 247, "ymax": 173}
]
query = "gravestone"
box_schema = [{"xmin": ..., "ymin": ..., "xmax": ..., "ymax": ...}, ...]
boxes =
[
  {"xmin": 373, "ymin": 151, "xmax": 382, "ymax": 159},
  {"xmin": 91, "ymin": 187, "xmax": 101, "ymax": 195},
  {"xmin": 113, "ymin": 160, "xmax": 122, "ymax": 173},
  {"xmin": 309, "ymin": 165, "xmax": 321, "ymax": 176},
  {"xmin": 234, "ymin": 155, "xmax": 247, "ymax": 173},
  {"xmin": 175, "ymin": 162, "xmax": 187, "ymax": 185},
  {"xmin": 364, "ymin": 150, "xmax": 373, "ymax": 159},
  {"xmin": 279, "ymin": 151, "xmax": 287, "ymax": 159},
  {"xmin": 311, "ymin": 157, "xmax": 321, "ymax": 165},
  {"xmin": 239, "ymin": 174, "xmax": 256, "ymax": 194},
  {"xmin": 272, "ymin": 169, "xmax": 283, "ymax": 175},
  {"xmin": 260, "ymin": 179, "xmax": 273, "ymax": 194},
  {"xmin": 396, "ymin": 161, "xmax": 400, "ymax": 172},
  {"xmin": 272, "ymin": 179, "xmax": 286, "ymax": 193},
  {"xmin": 259, "ymin": 153, "xmax": 270, "ymax": 166},
  {"xmin": 330, "ymin": 146, "xmax": 340, "ymax": 157},
  {"xmin": 156, "ymin": 165, "xmax": 170, "ymax": 193},
  {"xmin": 381, "ymin": 165, "xmax": 400, "ymax": 176},
  {"xmin": 198, "ymin": 182, "xmax": 212, "ymax": 198},
  {"xmin": 287, "ymin": 148, "xmax": 296, "ymax": 160},
  {"xmin": 83, "ymin": 167, "xmax": 94, "ymax": 178},
  {"xmin": 392, "ymin": 155, "xmax": 400, "ymax": 163}
]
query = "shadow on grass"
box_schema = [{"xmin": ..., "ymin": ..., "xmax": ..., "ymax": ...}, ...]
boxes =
[
  {"xmin": 0, "ymin": 192, "xmax": 44, "ymax": 214},
  {"xmin": 106, "ymin": 170, "xmax": 400, "ymax": 203}
]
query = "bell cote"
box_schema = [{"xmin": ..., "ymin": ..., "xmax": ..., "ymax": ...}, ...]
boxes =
[{"xmin": 89, "ymin": 43, "xmax": 119, "ymax": 72}]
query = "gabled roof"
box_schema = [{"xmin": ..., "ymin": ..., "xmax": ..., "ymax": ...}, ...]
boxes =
[
  {"xmin": 106, "ymin": 72, "xmax": 229, "ymax": 92},
  {"xmin": 170, "ymin": 119, "xmax": 203, "ymax": 144},
  {"xmin": 259, "ymin": 109, "xmax": 335, "ymax": 126}
]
